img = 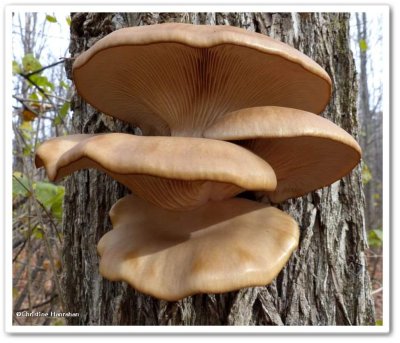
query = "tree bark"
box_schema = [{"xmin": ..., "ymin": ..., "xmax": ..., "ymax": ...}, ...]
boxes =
[{"xmin": 62, "ymin": 12, "xmax": 375, "ymax": 325}]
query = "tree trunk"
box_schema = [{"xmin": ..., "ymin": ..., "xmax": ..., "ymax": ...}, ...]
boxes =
[{"xmin": 62, "ymin": 12, "xmax": 375, "ymax": 325}]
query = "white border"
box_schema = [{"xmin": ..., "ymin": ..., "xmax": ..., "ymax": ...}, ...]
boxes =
[{"xmin": 2, "ymin": 2, "xmax": 391, "ymax": 335}]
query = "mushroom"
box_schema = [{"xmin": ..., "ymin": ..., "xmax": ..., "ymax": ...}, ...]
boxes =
[
  {"xmin": 72, "ymin": 23, "xmax": 332, "ymax": 137},
  {"xmin": 35, "ymin": 133, "xmax": 277, "ymax": 210},
  {"xmin": 97, "ymin": 194, "xmax": 299, "ymax": 301},
  {"xmin": 204, "ymin": 106, "xmax": 362, "ymax": 203},
  {"xmin": 35, "ymin": 24, "xmax": 347, "ymax": 300}
]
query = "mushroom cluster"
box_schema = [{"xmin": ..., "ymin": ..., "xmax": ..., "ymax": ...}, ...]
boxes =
[{"xmin": 35, "ymin": 23, "xmax": 361, "ymax": 301}]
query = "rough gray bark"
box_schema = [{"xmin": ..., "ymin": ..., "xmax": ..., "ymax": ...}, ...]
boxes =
[{"xmin": 61, "ymin": 12, "xmax": 375, "ymax": 325}]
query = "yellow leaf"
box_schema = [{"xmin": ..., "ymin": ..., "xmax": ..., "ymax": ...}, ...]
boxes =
[{"xmin": 20, "ymin": 120, "xmax": 33, "ymax": 130}]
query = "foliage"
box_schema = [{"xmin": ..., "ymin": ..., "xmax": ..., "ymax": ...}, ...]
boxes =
[
  {"xmin": 22, "ymin": 53, "xmax": 42, "ymax": 72},
  {"xmin": 359, "ymin": 39, "xmax": 368, "ymax": 52},
  {"xmin": 13, "ymin": 172, "xmax": 65, "ymax": 222},
  {"xmin": 34, "ymin": 181, "xmax": 65, "ymax": 221},
  {"xmin": 45, "ymin": 14, "xmax": 57, "ymax": 23},
  {"xmin": 368, "ymin": 227, "xmax": 383, "ymax": 248},
  {"xmin": 12, "ymin": 12, "xmax": 70, "ymax": 325},
  {"xmin": 361, "ymin": 160, "xmax": 372, "ymax": 185},
  {"xmin": 12, "ymin": 171, "xmax": 30, "ymax": 197}
]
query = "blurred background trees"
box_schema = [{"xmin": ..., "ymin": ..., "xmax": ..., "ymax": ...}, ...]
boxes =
[
  {"xmin": 11, "ymin": 11, "xmax": 384, "ymax": 325},
  {"xmin": 352, "ymin": 12, "xmax": 384, "ymax": 323},
  {"xmin": 12, "ymin": 12, "xmax": 71, "ymax": 325}
]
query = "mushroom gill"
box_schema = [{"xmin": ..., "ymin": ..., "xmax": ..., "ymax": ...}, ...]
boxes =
[
  {"xmin": 72, "ymin": 23, "xmax": 331, "ymax": 137},
  {"xmin": 204, "ymin": 106, "xmax": 362, "ymax": 203}
]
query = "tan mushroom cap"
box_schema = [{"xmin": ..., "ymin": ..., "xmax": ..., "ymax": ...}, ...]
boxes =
[
  {"xmin": 204, "ymin": 106, "xmax": 362, "ymax": 203},
  {"xmin": 73, "ymin": 23, "xmax": 332, "ymax": 137},
  {"xmin": 35, "ymin": 133, "xmax": 276, "ymax": 210},
  {"xmin": 97, "ymin": 194, "xmax": 299, "ymax": 301}
]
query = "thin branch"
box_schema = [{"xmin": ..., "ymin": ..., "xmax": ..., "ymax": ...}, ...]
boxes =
[
  {"xmin": 14, "ymin": 260, "xmax": 47, "ymax": 272},
  {"xmin": 15, "ymin": 73, "xmax": 69, "ymax": 129},
  {"xmin": 13, "ymin": 95, "xmax": 54, "ymax": 105},
  {"xmin": 372, "ymin": 287, "xmax": 383, "ymax": 295},
  {"xmin": 13, "ymin": 250, "xmax": 47, "ymax": 311},
  {"xmin": 16, "ymin": 294, "xmax": 58, "ymax": 312},
  {"xmin": 23, "ymin": 59, "xmax": 65, "ymax": 78},
  {"xmin": 13, "ymin": 95, "xmax": 41, "ymax": 118},
  {"xmin": 17, "ymin": 71, "xmax": 58, "ymax": 112},
  {"xmin": 13, "ymin": 314, "xmax": 22, "ymax": 325},
  {"xmin": 12, "ymin": 175, "xmax": 62, "ymax": 243},
  {"xmin": 13, "ymin": 238, "xmax": 27, "ymax": 263},
  {"xmin": 42, "ymin": 92, "xmax": 70, "ymax": 102},
  {"xmin": 32, "ymin": 199, "xmax": 65, "ymax": 312}
]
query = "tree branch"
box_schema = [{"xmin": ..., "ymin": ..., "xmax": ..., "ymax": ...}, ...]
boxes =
[
  {"xmin": 16, "ymin": 294, "xmax": 58, "ymax": 312},
  {"xmin": 23, "ymin": 59, "xmax": 65, "ymax": 78},
  {"xmin": 12, "ymin": 175, "xmax": 62, "ymax": 243}
]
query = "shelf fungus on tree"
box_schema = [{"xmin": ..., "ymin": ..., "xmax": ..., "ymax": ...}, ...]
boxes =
[
  {"xmin": 204, "ymin": 106, "xmax": 362, "ymax": 203},
  {"xmin": 35, "ymin": 23, "xmax": 361, "ymax": 301},
  {"xmin": 72, "ymin": 23, "xmax": 331, "ymax": 137},
  {"xmin": 97, "ymin": 194, "xmax": 299, "ymax": 301},
  {"xmin": 35, "ymin": 133, "xmax": 277, "ymax": 210}
]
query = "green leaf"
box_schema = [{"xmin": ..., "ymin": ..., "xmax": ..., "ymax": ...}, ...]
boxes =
[
  {"xmin": 29, "ymin": 92, "xmax": 39, "ymax": 101},
  {"xmin": 12, "ymin": 60, "xmax": 21, "ymax": 75},
  {"xmin": 34, "ymin": 182, "xmax": 65, "ymax": 222},
  {"xmin": 13, "ymin": 172, "xmax": 30, "ymax": 197},
  {"xmin": 34, "ymin": 181, "xmax": 61, "ymax": 207},
  {"xmin": 373, "ymin": 193, "xmax": 381, "ymax": 200},
  {"xmin": 22, "ymin": 144, "xmax": 33, "ymax": 156},
  {"xmin": 32, "ymin": 226, "xmax": 44, "ymax": 239},
  {"xmin": 20, "ymin": 120, "xmax": 33, "ymax": 132},
  {"xmin": 368, "ymin": 228, "xmax": 383, "ymax": 248},
  {"xmin": 66, "ymin": 16, "xmax": 71, "ymax": 26},
  {"xmin": 54, "ymin": 102, "xmax": 70, "ymax": 125},
  {"xmin": 59, "ymin": 102, "xmax": 70, "ymax": 117},
  {"xmin": 49, "ymin": 190, "xmax": 64, "ymax": 221},
  {"xmin": 359, "ymin": 39, "xmax": 368, "ymax": 52},
  {"xmin": 19, "ymin": 120, "xmax": 33, "ymax": 143},
  {"xmin": 19, "ymin": 120, "xmax": 33, "ymax": 142},
  {"xmin": 46, "ymin": 14, "xmax": 57, "ymax": 23},
  {"xmin": 30, "ymin": 74, "xmax": 55, "ymax": 92},
  {"xmin": 22, "ymin": 53, "xmax": 42, "ymax": 73},
  {"xmin": 375, "ymin": 319, "xmax": 383, "ymax": 326},
  {"xmin": 59, "ymin": 80, "xmax": 69, "ymax": 89},
  {"xmin": 362, "ymin": 161, "xmax": 372, "ymax": 185}
]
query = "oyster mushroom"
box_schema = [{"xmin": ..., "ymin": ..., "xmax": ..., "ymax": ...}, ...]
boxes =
[
  {"xmin": 97, "ymin": 194, "xmax": 299, "ymax": 301},
  {"xmin": 72, "ymin": 23, "xmax": 331, "ymax": 137},
  {"xmin": 35, "ymin": 133, "xmax": 277, "ymax": 210},
  {"xmin": 204, "ymin": 106, "xmax": 362, "ymax": 203}
]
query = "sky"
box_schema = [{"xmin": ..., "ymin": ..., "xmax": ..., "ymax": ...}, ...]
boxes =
[
  {"xmin": 12, "ymin": 11, "xmax": 70, "ymax": 63},
  {"xmin": 350, "ymin": 12, "xmax": 384, "ymax": 113}
]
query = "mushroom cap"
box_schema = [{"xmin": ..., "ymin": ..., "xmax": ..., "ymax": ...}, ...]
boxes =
[
  {"xmin": 72, "ymin": 23, "xmax": 332, "ymax": 136},
  {"xmin": 97, "ymin": 194, "xmax": 299, "ymax": 301},
  {"xmin": 35, "ymin": 133, "xmax": 276, "ymax": 210},
  {"xmin": 204, "ymin": 106, "xmax": 362, "ymax": 203}
]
